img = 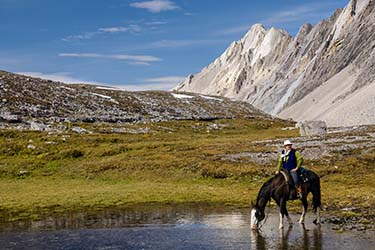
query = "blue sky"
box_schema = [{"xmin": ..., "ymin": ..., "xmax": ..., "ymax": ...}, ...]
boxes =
[{"xmin": 0, "ymin": 0, "xmax": 349, "ymax": 90}]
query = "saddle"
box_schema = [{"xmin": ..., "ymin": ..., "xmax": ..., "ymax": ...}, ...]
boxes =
[
  {"xmin": 280, "ymin": 169, "xmax": 294, "ymax": 186},
  {"xmin": 298, "ymin": 168, "xmax": 310, "ymax": 183}
]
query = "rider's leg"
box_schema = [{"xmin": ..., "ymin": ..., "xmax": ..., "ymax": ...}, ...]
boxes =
[
  {"xmin": 290, "ymin": 170, "xmax": 301, "ymax": 199},
  {"xmin": 290, "ymin": 171, "xmax": 299, "ymax": 187}
]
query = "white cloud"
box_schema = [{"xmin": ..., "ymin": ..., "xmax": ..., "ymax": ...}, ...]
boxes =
[
  {"xmin": 62, "ymin": 24, "xmax": 141, "ymax": 41},
  {"xmin": 144, "ymin": 21, "xmax": 168, "ymax": 25},
  {"xmin": 144, "ymin": 76, "xmax": 185, "ymax": 84},
  {"xmin": 184, "ymin": 12, "xmax": 197, "ymax": 16},
  {"xmin": 140, "ymin": 76, "xmax": 186, "ymax": 90},
  {"xmin": 58, "ymin": 53, "xmax": 162, "ymax": 66},
  {"xmin": 214, "ymin": 25, "xmax": 252, "ymax": 36},
  {"xmin": 215, "ymin": 1, "xmax": 343, "ymax": 36},
  {"xmin": 137, "ymin": 39, "xmax": 227, "ymax": 49},
  {"xmin": 16, "ymin": 71, "xmax": 185, "ymax": 91},
  {"xmin": 16, "ymin": 72, "xmax": 98, "ymax": 84},
  {"xmin": 17, "ymin": 72, "xmax": 185, "ymax": 91},
  {"xmin": 262, "ymin": 2, "xmax": 340, "ymax": 26},
  {"xmin": 130, "ymin": 0, "xmax": 179, "ymax": 13}
]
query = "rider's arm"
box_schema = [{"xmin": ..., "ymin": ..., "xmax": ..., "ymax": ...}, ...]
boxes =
[
  {"xmin": 276, "ymin": 155, "xmax": 283, "ymax": 172},
  {"xmin": 296, "ymin": 151, "xmax": 304, "ymax": 169}
]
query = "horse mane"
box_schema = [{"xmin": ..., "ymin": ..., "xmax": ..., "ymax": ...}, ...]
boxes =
[{"xmin": 256, "ymin": 176, "xmax": 274, "ymax": 205}]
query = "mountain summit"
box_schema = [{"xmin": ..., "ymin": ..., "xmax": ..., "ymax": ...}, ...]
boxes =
[{"xmin": 175, "ymin": 0, "xmax": 375, "ymax": 127}]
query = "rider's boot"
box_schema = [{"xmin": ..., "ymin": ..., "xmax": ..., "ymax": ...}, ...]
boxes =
[{"xmin": 296, "ymin": 185, "xmax": 302, "ymax": 199}]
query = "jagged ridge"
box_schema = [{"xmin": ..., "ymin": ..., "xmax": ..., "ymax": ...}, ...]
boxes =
[{"xmin": 175, "ymin": 0, "xmax": 375, "ymax": 127}]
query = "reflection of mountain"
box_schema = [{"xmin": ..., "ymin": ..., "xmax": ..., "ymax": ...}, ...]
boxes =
[{"xmin": 176, "ymin": 0, "xmax": 375, "ymax": 127}]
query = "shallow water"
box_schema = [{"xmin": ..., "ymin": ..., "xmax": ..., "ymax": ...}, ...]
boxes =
[{"xmin": 0, "ymin": 206, "xmax": 373, "ymax": 250}]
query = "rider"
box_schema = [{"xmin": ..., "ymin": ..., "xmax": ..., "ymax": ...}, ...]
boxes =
[{"xmin": 276, "ymin": 140, "xmax": 303, "ymax": 199}]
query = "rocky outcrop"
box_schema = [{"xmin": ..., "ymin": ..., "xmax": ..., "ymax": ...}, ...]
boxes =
[
  {"xmin": 297, "ymin": 120, "xmax": 328, "ymax": 137},
  {"xmin": 175, "ymin": 0, "xmax": 375, "ymax": 127},
  {"xmin": 0, "ymin": 71, "xmax": 271, "ymax": 131}
]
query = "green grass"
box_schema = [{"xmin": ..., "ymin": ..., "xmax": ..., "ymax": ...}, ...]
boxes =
[{"xmin": 0, "ymin": 118, "xmax": 374, "ymax": 222}]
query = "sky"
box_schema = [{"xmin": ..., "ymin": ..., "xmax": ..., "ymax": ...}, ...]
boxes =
[{"xmin": 0, "ymin": 0, "xmax": 349, "ymax": 91}]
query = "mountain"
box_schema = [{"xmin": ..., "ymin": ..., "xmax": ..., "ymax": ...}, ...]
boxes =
[
  {"xmin": 0, "ymin": 70, "xmax": 270, "ymax": 130},
  {"xmin": 175, "ymin": 0, "xmax": 375, "ymax": 127}
]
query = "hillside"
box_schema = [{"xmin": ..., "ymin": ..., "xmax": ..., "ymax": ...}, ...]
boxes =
[{"xmin": 0, "ymin": 71, "xmax": 269, "ymax": 131}]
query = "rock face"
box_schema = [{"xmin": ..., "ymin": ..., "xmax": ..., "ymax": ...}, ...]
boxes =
[
  {"xmin": 175, "ymin": 0, "xmax": 375, "ymax": 127},
  {"xmin": 297, "ymin": 120, "xmax": 328, "ymax": 137},
  {"xmin": 0, "ymin": 71, "xmax": 270, "ymax": 130}
]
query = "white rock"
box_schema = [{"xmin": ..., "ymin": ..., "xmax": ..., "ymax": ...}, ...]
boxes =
[
  {"xmin": 297, "ymin": 121, "xmax": 327, "ymax": 137},
  {"xmin": 72, "ymin": 126, "xmax": 91, "ymax": 134}
]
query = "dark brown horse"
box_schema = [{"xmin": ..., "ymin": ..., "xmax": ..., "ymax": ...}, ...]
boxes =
[{"xmin": 250, "ymin": 169, "xmax": 321, "ymax": 230}]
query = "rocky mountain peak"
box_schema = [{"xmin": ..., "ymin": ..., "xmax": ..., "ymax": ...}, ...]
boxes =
[{"xmin": 175, "ymin": 0, "xmax": 375, "ymax": 127}]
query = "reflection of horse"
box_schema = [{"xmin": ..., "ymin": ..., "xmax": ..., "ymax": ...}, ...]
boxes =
[
  {"xmin": 250, "ymin": 169, "xmax": 321, "ymax": 230},
  {"xmin": 279, "ymin": 224, "xmax": 322, "ymax": 250},
  {"xmin": 251, "ymin": 224, "xmax": 323, "ymax": 250},
  {"xmin": 250, "ymin": 230, "xmax": 267, "ymax": 250}
]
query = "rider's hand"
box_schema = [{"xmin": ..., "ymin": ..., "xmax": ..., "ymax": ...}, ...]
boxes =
[
  {"xmin": 291, "ymin": 168, "xmax": 297, "ymax": 172},
  {"xmin": 275, "ymin": 170, "xmax": 280, "ymax": 174}
]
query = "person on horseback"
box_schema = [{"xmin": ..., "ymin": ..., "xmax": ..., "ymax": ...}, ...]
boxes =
[{"xmin": 276, "ymin": 140, "xmax": 303, "ymax": 199}]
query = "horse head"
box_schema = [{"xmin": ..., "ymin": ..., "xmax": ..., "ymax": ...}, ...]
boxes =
[{"xmin": 250, "ymin": 201, "xmax": 265, "ymax": 230}]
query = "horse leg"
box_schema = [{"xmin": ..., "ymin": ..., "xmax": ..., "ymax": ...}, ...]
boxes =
[
  {"xmin": 279, "ymin": 198, "xmax": 290, "ymax": 229},
  {"xmin": 283, "ymin": 201, "xmax": 293, "ymax": 225},
  {"xmin": 317, "ymin": 207, "xmax": 321, "ymax": 224},
  {"xmin": 299, "ymin": 197, "xmax": 308, "ymax": 224},
  {"xmin": 279, "ymin": 211, "xmax": 284, "ymax": 229},
  {"xmin": 312, "ymin": 179, "xmax": 322, "ymax": 225}
]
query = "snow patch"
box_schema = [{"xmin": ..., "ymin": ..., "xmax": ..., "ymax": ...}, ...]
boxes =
[
  {"xmin": 60, "ymin": 86, "xmax": 75, "ymax": 91},
  {"xmin": 199, "ymin": 95, "xmax": 223, "ymax": 101},
  {"xmin": 96, "ymin": 86, "xmax": 120, "ymax": 91},
  {"xmin": 92, "ymin": 93, "xmax": 112, "ymax": 99},
  {"xmin": 91, "ymin": 92, "xmax": 119, "ymax": 104},
  {"xmin": 171, "ymin": 93, "xmax": 195, "ymax": 99}
]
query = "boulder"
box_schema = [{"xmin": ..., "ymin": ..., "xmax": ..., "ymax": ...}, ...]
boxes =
[
  {"xmin": 29, "ymin": 121, "xmax": 50, "ymax": 131},
  {"xmin": 72, "ymin": 126, "xmax": 91, "ymax": 134},
  {"xmin": 297, "ymin": 120, "xmax": 327, "ymax": 137},
  {"xmin": 0, "ymin": 113, "xmax": 22, "ymax": 123}
]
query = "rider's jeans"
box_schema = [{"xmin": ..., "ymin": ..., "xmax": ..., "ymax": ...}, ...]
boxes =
[{"xmin": 290, "ymin": 171, "xmax": 299, "ymax": 187}]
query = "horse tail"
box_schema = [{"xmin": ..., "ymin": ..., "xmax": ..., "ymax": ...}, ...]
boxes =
[{"xmin": 312, "ymin": 175, "xmax": 321, "ymax": 212}]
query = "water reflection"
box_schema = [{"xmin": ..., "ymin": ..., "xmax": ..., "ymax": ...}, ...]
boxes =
[
  {"xmin": 0, "ymin": 207, "xmax": 373, "ymax": 250},
  {"xmin": 250, "ymin": 230, "xmax": 267, "ymax": 250}
]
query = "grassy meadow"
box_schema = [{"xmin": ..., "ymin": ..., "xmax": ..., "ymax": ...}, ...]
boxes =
[{"xmin": 0, "ymin": 118, "xmax": 374, "ymax": 223}]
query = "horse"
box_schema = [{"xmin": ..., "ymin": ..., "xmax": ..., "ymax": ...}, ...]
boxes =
[{"xmin": 250, "ymin": 169, "xmax": 321, "ymax": 230}]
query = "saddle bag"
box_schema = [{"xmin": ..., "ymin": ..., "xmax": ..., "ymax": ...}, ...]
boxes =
[{"xmin": 299, "ymin": 168, "xmax": 310, "ymax": 183}]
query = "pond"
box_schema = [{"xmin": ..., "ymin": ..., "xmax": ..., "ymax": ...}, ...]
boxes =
[{"xmin": 0, "ymin": 206, "xmax": 373, "ymax": 249}]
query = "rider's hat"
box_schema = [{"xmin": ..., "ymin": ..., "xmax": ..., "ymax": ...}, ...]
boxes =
[{"xmin": 283, "ymin": 140, "xmax": 292, "ymax": 146}]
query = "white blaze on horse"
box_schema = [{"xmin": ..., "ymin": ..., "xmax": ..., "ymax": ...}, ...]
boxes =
[{"xmin": 250, "ymin": 169, "xmax": 321, "ymax": 230}]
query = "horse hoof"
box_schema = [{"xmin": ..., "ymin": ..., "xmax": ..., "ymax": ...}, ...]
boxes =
[{"xmin": 313, "ymin": 219, "xmax": 321, "ymax": 225}]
